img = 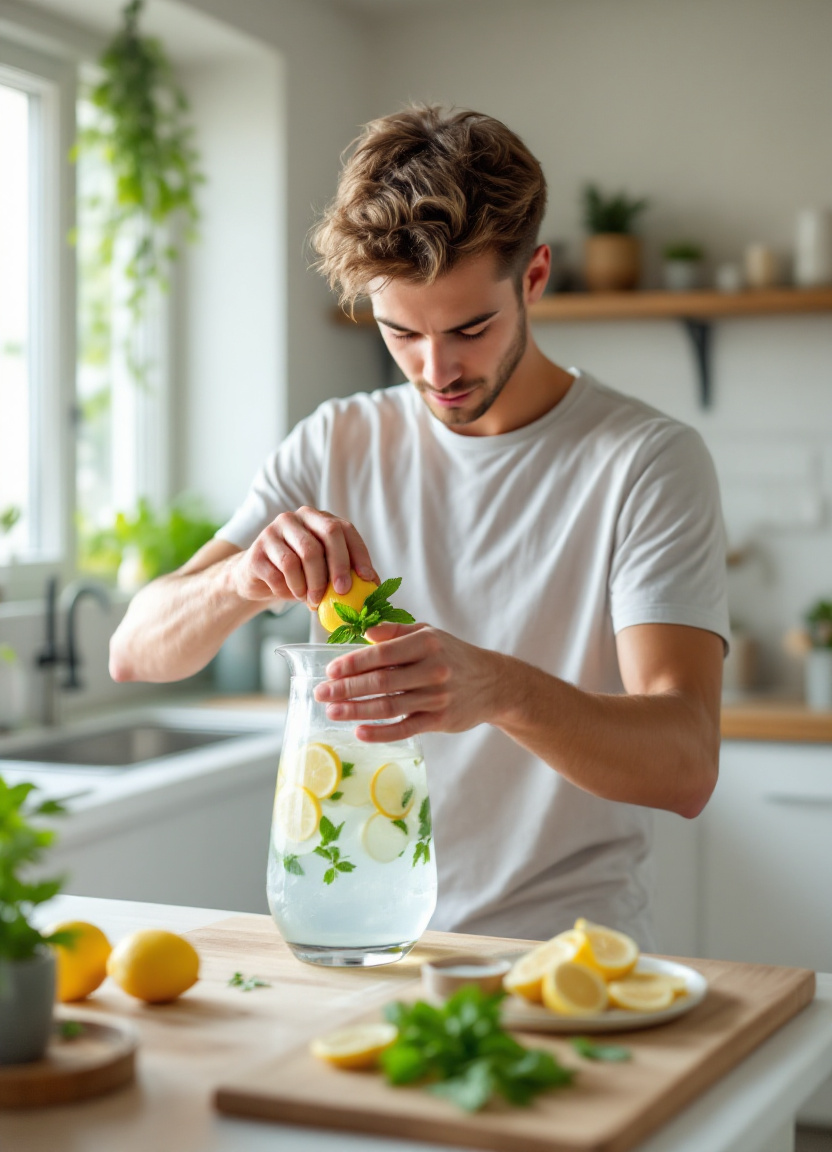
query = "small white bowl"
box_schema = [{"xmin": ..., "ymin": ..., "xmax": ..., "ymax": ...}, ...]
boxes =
[{"xmin": 421, "ymin": 954, "xmax": 512, "ymax": 1000}]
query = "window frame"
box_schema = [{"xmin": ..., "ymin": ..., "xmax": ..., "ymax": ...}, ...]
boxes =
[{"xmin": 0, "ymin": 38, "xmax": 76, "ymax": 601}]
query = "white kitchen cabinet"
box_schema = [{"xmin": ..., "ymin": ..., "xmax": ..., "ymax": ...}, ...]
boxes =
[{"xmin": 701, "ymin": 740, "xmax": 832, "ymax": 972}]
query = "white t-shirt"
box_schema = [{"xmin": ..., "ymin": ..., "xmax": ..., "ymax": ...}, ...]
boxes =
[{"xmin": 217, "ymin": 371, "xmax": 730, "ymax": 948}]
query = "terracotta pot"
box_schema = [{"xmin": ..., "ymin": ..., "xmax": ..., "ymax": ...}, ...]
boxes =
[{"xmin": 584, "ymin": 234, "xmax": 641, "ymax": 292}]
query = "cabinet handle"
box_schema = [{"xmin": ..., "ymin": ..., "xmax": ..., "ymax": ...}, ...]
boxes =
[{"xmin": 764, "ymin": 792, "xmax": 832, "ymax": 807}]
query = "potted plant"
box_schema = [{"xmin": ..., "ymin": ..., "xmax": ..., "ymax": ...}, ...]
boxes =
[
  {"xmin": 663, "ymin": 242, "xmax": 705, "ymax": 291},
  {"xmin": 803, "ymin": 601, "xmax": 832, "ymax": 711},
  {"xmin": 0, "ymin": 778, "xmax": 72, "ymax": 1064},
  {"xmin": 78, "ymin": 495, "xmax": 220, "ymax": 592},
  {"xmin": 581, "ymin": 184, "xmax": 649, "ymax": 292}
]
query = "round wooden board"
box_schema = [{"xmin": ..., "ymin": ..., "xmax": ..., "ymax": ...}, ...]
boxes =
[{"xmin": 0, "ymin": 1008, "xmax": 138, "ymax": 1109}]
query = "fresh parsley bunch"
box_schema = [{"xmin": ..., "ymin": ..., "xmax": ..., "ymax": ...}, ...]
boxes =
[
  {"xmin": 328, "ymin": 577, "xmax": 415, "ymax": 645},
  {"xmin": 380, "ymin": 986, "xmax": 573, "ymax": 1112}
]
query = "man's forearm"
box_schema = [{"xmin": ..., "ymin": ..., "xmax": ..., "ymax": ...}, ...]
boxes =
[
  {"xmin": 109, "ymin": 558, "xmax": 264, "ymax": 683},
  {"xmin": 490, "ymin": 652, "xmax": 719, "ymax": 819}
]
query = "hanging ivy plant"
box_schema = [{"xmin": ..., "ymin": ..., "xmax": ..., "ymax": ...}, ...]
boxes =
[{"xmin": 73, "ymin": 0, "xmax": 204, "ymax": 381}]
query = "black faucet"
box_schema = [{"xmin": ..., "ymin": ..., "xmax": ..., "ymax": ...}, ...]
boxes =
[{"xmin": 37, "ymin": 578, "xmax": 111, "ymax": 719}]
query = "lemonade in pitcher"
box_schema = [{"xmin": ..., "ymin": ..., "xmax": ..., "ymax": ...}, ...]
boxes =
[{"xmin": 267, "ymin": 646, "xmax": 437, "ymax": 966}]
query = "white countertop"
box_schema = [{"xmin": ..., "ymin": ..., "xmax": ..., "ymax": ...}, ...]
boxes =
[{"xmin": 4, "ymin": 895, "xmax": 831, "ymax": 1152}]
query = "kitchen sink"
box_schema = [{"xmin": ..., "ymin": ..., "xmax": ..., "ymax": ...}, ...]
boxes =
[
  {"xmin": 0, "ymin": 706, "xmax": 283, "ymax": 772},
  {"xmin": 6, "ymin": 724, "xmax": 240, "ymax": 767}
]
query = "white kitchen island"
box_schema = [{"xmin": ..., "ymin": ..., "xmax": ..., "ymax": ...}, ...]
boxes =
[{"xmin": 1, "ymin": 895, "xmax": 829, "ymax": 1152}]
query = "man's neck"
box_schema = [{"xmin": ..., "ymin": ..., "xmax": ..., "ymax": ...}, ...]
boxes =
[{"xmin": 449, "ymin": 339, "xmax": 574, "ymax": 437}]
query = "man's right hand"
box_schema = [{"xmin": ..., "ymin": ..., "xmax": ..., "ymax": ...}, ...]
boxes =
[{"xmin": 225, "ymin": 506, "xmax": 380, "ymax": 610}]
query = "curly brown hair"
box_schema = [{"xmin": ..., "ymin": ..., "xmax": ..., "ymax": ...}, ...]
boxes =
[{"xmin": 311, "ymin": 105, "xmax": 547, "ymax": 308}]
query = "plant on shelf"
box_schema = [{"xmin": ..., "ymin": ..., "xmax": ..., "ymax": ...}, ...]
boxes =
[
  {"xmin": 78, "ymin": 494, "xmax": 221, "ymax": 590},
  {"xmin": 805, "ymin": 601, "xmax": 832, "ymax": 648},
  {"xmin": 72, "ymin": 0, "xmax": 204, "ymax": 384},
  {"xmin": 0, "ymin": 778, "xmax": 73, "ymax": 1064},
  {"xmin": 785, "ymin": 600, "xmax": 832, "ymax": 711},
  {"xmin": 663, "ymin": 241, "xmax": 706, "ymax": 292},
  {"xmin": 581, "ymin": 184, "xmax": 649, "ymax": 293}
]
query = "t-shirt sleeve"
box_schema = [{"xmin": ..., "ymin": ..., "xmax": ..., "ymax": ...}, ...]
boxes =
[
  {"xmin": 214, "ymin": 406, "xmax": 330, "ymax": 550},
  {"xmin": 608, "ymin": 424, "xmax": 730, "ymax": 648}
]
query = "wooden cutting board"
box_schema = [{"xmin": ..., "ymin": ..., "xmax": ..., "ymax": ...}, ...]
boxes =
[{"xmin": 213, "ymin": 932, "xmax": 815, "ymax": 1152}]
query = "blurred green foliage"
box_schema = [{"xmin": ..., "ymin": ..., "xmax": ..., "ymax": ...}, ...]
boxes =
[
  {"xmin": 78, "ymin": 496, "xmax": 220, "ymax": 583},
  {"xmin": 72, "ymin": 0, "xmax": 203, "ymax": 384}
]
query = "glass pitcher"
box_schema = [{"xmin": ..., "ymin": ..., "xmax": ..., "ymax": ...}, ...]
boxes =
[{"xmin": 267, "ymin": 645, "xmax": 437, "ymax": 967}]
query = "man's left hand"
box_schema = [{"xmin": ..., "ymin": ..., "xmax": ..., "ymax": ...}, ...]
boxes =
[{"xmin": 314, "ymin": 623, "xmax": 502, "ymax": 742}]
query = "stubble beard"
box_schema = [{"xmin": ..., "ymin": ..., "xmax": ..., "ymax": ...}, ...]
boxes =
[{"xmin": 414, "ymin": 305, "xmax": 528, "ymax": 428}]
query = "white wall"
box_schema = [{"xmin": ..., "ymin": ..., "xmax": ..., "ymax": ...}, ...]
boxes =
[
  {"xmin": 175, "ymin": 56, "xmax": 284, "ymax": 513},
  {"xmin": 176, "ymin": 0, "xmax": 379, "ymax": 442},
  {"xmin": 366, "ymin": 0, "xmax": 832, "ymax": 689}
]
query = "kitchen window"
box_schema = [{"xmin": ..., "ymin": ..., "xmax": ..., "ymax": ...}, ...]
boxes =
[{"xmin": 0, "ymin": 40, "xmax": 75, "ymax": 597}]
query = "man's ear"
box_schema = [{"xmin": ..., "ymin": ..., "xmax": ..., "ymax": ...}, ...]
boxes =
[{"xmin": 524, "ymin": 244, "xmax": 551, "ymax": 304}]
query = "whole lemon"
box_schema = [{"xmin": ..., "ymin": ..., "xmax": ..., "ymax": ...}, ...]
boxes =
[
  {"xmin": 106, "ymin": 929, "xmax": 199, "ymax": 1003},
  {"xmin": 317, "ymin": 571, "xmax": 378, "ymax": 634},
  {"xmin": 47, "ymin": 920, "xmax": 112, "ymax": 1002}
]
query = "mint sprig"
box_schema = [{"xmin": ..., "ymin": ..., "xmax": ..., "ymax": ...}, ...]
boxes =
[
  {"xmin": 412, "ymin": 797, "xmax": 432, "ymax": 867},
  {"xmin": 381, "ymin": 986, "xmax": 573, "ymax": 1112},
  {"xmin": 326, "ymin": 575, "xmax": 415, "ymax": 644},
  {"xmin": 314, "ymin": 815, "xmax": 356, "ymax": 884},
  {"xmin": 569, "ymin": 1037, "xmax": 631, "ymax": 1062}
]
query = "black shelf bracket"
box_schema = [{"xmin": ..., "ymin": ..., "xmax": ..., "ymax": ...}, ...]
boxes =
[{"xmin": 681, "ymin": 318, "xmax": 713, "ymax": 409}]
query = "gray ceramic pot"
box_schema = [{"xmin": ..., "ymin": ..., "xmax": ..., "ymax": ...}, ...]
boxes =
[{"xmin": 0, "ymin": 948, "xmax": 56, "ymax": 1065}]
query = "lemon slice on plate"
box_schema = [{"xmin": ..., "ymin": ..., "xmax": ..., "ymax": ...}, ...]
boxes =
[
  {"xmin": 608, "ymin": 973, "xmax": 676, "ymax": 1012},
  {"xmin": 541, "ymin": 960, "xmax": 609, "ymax": 1016},
  {"xmin": 361, "ymin": 813, "xmax": 409, "ymax": 862},
  {"xmin": 370, "ymin": 762, "xmax": 414, "ymax": 819},
  {"xmin": 295, "ymin": 743, "xmax": 342, "ymax": 799},
  {"xmin": 572, "ymin": 919, "xmax": 639, "ymax": 980},
  {"xmin": 503, "ymin": 931, "xmax": 583, "ymax": 1002},
  {"xmin": 275, "ymin": 785, "xmax": 321, "ymax": 842},
  {"xmin": 310, "ymin": 1022, "xmax": 397, "ymax": 1069}
]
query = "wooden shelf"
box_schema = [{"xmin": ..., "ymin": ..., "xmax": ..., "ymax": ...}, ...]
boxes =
[
  {"xmin": 721, "ymin": 698, "xmax": 832, "ymax": 743},
  {"xmin": 337, "ymin": 287, "xmax": 832, "ymax": 327},
  {"xmin": 335, "ymin": 287, "xmax": 832, "ymax": 407}
]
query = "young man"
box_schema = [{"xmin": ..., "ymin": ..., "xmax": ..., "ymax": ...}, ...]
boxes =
[{"xmin": 110, "ymin": 106, "xmax": 728, "ymax": 947}]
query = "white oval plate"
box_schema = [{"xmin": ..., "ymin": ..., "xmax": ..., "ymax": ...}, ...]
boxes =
[{"xmin": 501, "ymin": 956, "xmax": 708, "ymax": 1034}]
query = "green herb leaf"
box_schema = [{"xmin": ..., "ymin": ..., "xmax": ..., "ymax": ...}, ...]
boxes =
[
  {"xmin": 378, "ymin": 607, "xmax": 416, "ymax": 625},
  {"xmin": 283, "ymin": 854, "xmax": 305, "ymax": 876},
  {"xmin": 330, "ymin": 791, "xmax": 343, "ymax": 801},
  {"xmin": 323, "ymin": 868, "xmax": 336, "ymax": 885},
  {"xmin": 319, "ymin": 817, "xmax": 343, "ymax": 846},
  {"xmin": 379, "ymin": 987, "xmax": 573, "ymax": 1112},
  {"xmin": 569, "ymin": 1037, "xmax": 631, "ymax": 1062},
  {"xmin": 314, "ymin": 846, "xmax": 333, "ymax": 860},
  {"xmin": 364, "ymin": 577, "xmax": 402, "ymax": 610},
  {"xmin": 417, "ymin": 798, "xmax": 432, "ymax": 840},
  {"xmin": 401, "ymin": 787, "xmax": 414, "ymax": 809},
  {"xmin": 327, "ymin": 625, "xmax": 355, "ymax": 645},
  {"xmin": 333, "ymin": 602, "xmax": 361, "ymax": 625},
  {"xmin": 59, "ymin": 1020, "xmax": 84, "ymax": 1040},
  {"xmin": 335, "ymin": 861, "xmax": 356, "ymax": 873},
  {"xmin": 392, "ymin": 819, "xmax": 409, "ymax": 835},
  {"xmin": 228, "ymin": 971, "xmax": 271, "ymax": 992},
  {"xmin": 341, "ymin": 762, "xmax": 355, "ymax": 778}
]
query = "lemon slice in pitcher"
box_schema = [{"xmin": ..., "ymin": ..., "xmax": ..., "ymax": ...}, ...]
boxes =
[
  {"xmin": 370, "ymin": 762, "xmax": 414, "ymax": 819},
  {"xmin": 276, "ymin": 785, "xmax": 321, "ymax": 842},
  {"xmin": 362, "ymin": 813, "xmax": 409, "ymax": 863},
  {"xmin": 297, "ymin": 742, "xmax": 342, "ymax": 799}
]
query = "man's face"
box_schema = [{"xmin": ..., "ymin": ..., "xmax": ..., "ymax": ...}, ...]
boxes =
[{"xmin": 370, "ymin": 253, "xmax": 528, "ymax": 431}]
